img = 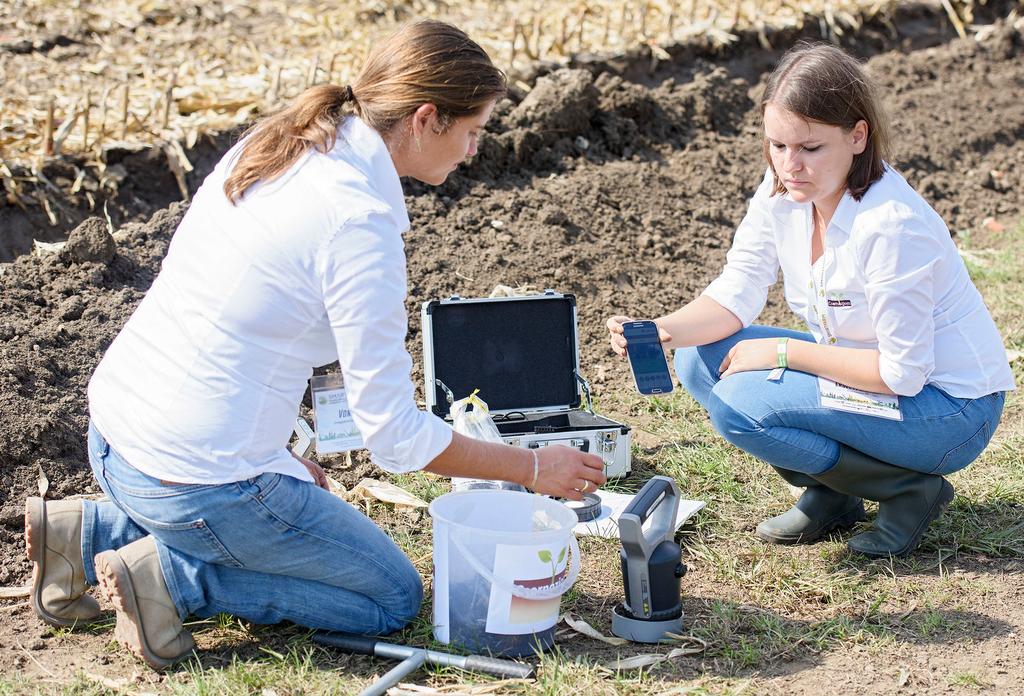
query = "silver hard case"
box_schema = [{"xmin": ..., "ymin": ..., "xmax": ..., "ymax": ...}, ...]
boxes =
[{"xmin": 421, "ymin": 290, "xmax": 631, "ymax": 478}]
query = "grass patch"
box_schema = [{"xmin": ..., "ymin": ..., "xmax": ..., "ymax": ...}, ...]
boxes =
[{"xmin": 10, "ymin": 221, "xmax": 1022, "ymax": 694}]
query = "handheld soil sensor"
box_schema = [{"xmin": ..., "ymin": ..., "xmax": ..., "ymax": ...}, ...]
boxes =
[
  {"xmin": 611, "ymin": 475, "xmax": 687, "ymax": 642},
  {"xmin": 313, "ymin": 632, "xmax": 534, "ymax": 696}
]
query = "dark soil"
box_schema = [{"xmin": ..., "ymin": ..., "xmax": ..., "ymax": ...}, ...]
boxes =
[
  {"xmin": 0, "ymin": 133, "xmax": 234, "ymax": 263},
  {"xmin": 1, "ymin": 5, "xmax": 1023, "ymax": 692}
]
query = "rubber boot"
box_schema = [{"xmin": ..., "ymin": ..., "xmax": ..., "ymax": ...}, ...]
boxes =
[
  {"xmin": 94, "ymin": 537, "xmax": 196, "ymax": 671},
  {"xmin": 812, "ymin": 445, "xmax": 955, "ymax": 558},
  {"xmin": 755, "ymin": 466, "xmax": 866, "ymax": 544},
  {"xmin": 25, "ymin": 497, "xmax": 102, "ymax": 626}
]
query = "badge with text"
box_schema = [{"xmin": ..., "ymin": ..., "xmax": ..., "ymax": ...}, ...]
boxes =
[
  {"xmin": 818, "ymin": 377, "xmax": 902, "ymax": 421},
  {"xmin": 310, "ymin": 374, "xmax": 364, "ymax": 454}
]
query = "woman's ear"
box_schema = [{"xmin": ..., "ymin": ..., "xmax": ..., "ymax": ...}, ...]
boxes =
[
  {"xmin": 850, "ymin": 119, "xmax": 869, "ymax": 155},
  {"xmin": 410, "ymin": 103, "xmax": 438, "ymax": 139}
]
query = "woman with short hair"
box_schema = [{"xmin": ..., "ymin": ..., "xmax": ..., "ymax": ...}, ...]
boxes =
[
  {"xmin": 26, "ymin": 19, "xmax": 606, "ymax": 670},
  {"xmin": 608, "ymin": 42, "xmax": 1013, "ymax": 558}
]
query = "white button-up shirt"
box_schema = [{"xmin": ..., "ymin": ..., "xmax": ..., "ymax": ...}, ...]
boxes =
[
  {"xmin": 89, "ymin": 116, "xmax": 454, "ymax": 484},
  {"xmin": 703, "ymin": 166, "xmax": 1015, "ymax": 398}
]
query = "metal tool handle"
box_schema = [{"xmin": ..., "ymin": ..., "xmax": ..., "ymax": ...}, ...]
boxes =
[
  {"xmin": 312, "ymin": 632, "xmax": 377, "ymax": 655},
  {"xmin": 312, "ymin": 632, "xmax": 536, "ymax": 680},
  {"xmin": 462, "ymin": 654, "xmax": 535, "ymax": 679},
  {"xmin": 360, "ymin": 652, "xmax": 426, "ymax": 696}
]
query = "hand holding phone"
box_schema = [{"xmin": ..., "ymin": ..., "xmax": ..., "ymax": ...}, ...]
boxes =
[{"xmin": 622, "ymin": 320, "xmax": 674, "ymax": 395}]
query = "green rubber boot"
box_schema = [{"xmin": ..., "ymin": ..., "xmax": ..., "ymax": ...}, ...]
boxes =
[
  {"xmin": 812, "ymin": 446, "xmax": 955, "ymax": 558},
  {"xmin": 755, "ymin": 466, "xmax": 866, "ymax": 544}
]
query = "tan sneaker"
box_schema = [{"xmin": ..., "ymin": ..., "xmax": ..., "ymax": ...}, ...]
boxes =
[
  {"xmin": 25, "ymin": 497, "xmax": 102, "ymax": 626},
  {"xmin": 95, "ymin": 537, "xmax": 196, "ymax": 671}
]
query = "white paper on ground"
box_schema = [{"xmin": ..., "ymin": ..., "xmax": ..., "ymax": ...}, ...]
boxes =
[
  {"xmin": 817, "ymin": 376, "xmax": 902, "ymax": 420},
  {"xmin": 573, "ymin": 490, "xmax": 705, "ymax": 538}
]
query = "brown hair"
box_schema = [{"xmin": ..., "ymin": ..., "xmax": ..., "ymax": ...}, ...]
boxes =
[
  {"xmin": 761, "ymin": 43, "xmax": 892, "ymax": 201},
  {"xmin": 223, "ymin": 20, "xmax": 506, "ymax": 203}
]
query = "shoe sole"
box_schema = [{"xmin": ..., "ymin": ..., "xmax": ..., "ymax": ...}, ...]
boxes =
[
  {"xmin": 95, "ymin": 550, "xmax": 184, "ymax": 671},
  {"xmin": 25, "ymin": 497, "xmax": 88, "ymax": 628},
  {"xmin": 755, "ymin": 504, "xmax": 867, "ymax": 545},
  {"xmin": 850, "ymin": 479, "xmax": 956, "ymax": 558}
]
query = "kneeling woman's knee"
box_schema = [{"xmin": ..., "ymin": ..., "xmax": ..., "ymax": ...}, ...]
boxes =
[{"xmin": 380, "ymin": 558, "xmax": 424, "ymax": 632}]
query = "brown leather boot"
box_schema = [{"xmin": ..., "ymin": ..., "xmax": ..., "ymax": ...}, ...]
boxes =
[
  {"xmin": 95, "ymin": 537, "xmax": 196, "ymax": 670},
  {"xmin": 25, "ymin": 497, "xmax": 102, "ymax": 626}
]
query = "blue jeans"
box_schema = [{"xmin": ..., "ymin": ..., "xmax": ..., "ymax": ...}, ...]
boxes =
[
  {"xmin": 80, "ymin": 421, "xmax": 422, "ymax": 634},
  {"xmin": 674, "ymin": 326, "xmax": 1006, "ymax": 476}
]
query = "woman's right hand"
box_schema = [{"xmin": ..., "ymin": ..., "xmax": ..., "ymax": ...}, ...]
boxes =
[
  {"xmin": 606, "ymin": 315, "xmax": 673, "ymax": 358},
  {"xmin": 532, "ymin": 445, "xmax": 607, "ymax": 501},
  {"xmin": 606, "ymin": 315, "xmax": 634, "ymax": 358}
]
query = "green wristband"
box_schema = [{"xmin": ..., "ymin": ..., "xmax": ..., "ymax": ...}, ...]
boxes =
[{"xmin": 776, "ymin": 337, "xmax": 789, "ymax": 369}]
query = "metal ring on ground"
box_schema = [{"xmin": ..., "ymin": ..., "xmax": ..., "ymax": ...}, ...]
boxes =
[{"xmin": 564, "ymin": 492, "xmax": 602, "ymax": 523}]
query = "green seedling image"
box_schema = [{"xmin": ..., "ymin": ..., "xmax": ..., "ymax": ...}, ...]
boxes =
[{"xmin": 537, "ymin": 546, "xmax": 567, "ymax": 584}]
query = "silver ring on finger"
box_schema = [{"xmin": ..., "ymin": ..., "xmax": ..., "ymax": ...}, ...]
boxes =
[{"xmin": 580, "ymin": 480, "xmax": 590, "ymax": 493}]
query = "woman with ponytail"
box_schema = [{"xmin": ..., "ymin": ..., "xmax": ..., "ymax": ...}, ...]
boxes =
[{"xmin": 25, "ymin": 20, "xmax": 605, "ymax": 670}]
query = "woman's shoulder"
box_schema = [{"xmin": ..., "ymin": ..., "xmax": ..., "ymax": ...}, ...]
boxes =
[{"xmin": 852, "ymin": 164, "xmax": 947, "ymax": 237}]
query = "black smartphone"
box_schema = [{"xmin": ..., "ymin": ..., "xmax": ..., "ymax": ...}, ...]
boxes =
[{"xmin": 622, "ymin": 320, "xmax": 674, "ymax": 395}]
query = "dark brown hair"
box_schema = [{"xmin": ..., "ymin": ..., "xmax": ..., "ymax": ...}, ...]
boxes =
[
  {"xmin": 761, "ymin": 42, "xmax": 891, "ymax": 201},
  {"xmin": 224, "ymin": 20, "xmax": 506, "ymax": 203}
]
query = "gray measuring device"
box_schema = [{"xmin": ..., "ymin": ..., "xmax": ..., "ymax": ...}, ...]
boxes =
[{"xmin": 611, "ymin": 475, "xmax": 687, "ymax": 642}]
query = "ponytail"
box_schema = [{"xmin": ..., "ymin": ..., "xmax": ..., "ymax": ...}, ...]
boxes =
[
  {"xmin": 223, "ymin": 84, "xmax": 355, "ymax": 203},
  {"xmin": 223, "ymin": 20, "xmax": 506, "ymax": 204}
]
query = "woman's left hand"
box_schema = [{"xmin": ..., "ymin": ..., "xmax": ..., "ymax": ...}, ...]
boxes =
[
  {"xmin": 292, "ymin": 452, "xmax": 330, "ymax": 490},
  {"xmin": 719, "ymin": 338, "xmax": 780, "ymax": 378}
]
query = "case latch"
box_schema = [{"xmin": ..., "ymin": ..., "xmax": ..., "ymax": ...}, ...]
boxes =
[
  {"xmin": 434, "ymin": 378, "xmax": 455, "ymax": 406},
  {"xmin": 599, "ymin": 431, "xmax": 617, "ymax": 453},
  {"xmin": 575, "ymin": 371, "xmax": 594, "ymax": 415}
]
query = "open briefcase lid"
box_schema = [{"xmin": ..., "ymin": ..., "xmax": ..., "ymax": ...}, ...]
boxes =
[{"xmin": 421, "ymin": 291, "xmax": 583, "ymax": 418}]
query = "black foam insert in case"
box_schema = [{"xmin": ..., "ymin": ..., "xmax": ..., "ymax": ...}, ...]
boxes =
[{"xmin": 423, "ymin": 294, "xmax": 580, "ymax": 416}]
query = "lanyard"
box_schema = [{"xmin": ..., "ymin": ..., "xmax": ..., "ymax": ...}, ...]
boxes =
[{"xmin": 809, "ymin": 248, "xmax": 839, "ymax": 345}]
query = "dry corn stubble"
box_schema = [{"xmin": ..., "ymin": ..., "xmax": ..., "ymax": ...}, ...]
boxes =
[{"xmin": 0, "ymin": 0, "xmax": 976, "ymax": 186}]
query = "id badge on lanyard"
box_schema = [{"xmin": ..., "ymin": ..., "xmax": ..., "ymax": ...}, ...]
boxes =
[
  {"xmin": 809, "ymin": 248, "xmax": 838, "ymax": 346},
  {"xmin": 809, "ymin": 249, "xmax": 902, "ymax": 420},
  {"xmin": 310, "ymin": 373, "xmax": 364, "ymax": 454}
]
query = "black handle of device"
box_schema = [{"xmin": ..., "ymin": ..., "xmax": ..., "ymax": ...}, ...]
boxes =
[
  {"xmin": 623, "ymin": 477, "xmax": 674, "ymax": 525},
  {"xmin": 312, "ymin": 631, "xmax": 377, "ymax": 655},
  {"xmin": 464, "ymin": 655, "xmax": 536, "ymax": 679}
]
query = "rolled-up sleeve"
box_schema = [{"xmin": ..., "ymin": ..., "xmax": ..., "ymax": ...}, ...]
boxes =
[
  {"xmin": 317, "ymin": 211, "xmax": 453, "ymax": 473},
  {"xmin": 702, "ymin": 172, "xmax": 779, "ymax": 326},
  {"xmin": 857, "ymin": 211, "xmax": 941, "ymax": 396}
]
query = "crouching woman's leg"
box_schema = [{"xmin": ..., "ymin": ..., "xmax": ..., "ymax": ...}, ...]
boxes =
[
  {"xmin": 702, "ymin": 364, "xmax": 1008, "ymax": 557},
  {"xmin": 696, "ymin": 347, "xmax": 866, "ymax": 545},
  {"xmin": 89, "ymin": 428, "xmax": 422, "ymax": 670},
  {"xmin": 673, "ymin": 326, "xmax": 813, "ymax": 409}
]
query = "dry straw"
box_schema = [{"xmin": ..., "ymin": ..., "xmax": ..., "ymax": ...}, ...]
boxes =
[{"xmin": 0, "ymin": 0, "xmax": 980, "ymax": 205}]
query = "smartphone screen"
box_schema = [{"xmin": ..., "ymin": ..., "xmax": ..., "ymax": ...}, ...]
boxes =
[{"xmin": 622, "ymin": 320, "xmax": 674, "ymax": 395}]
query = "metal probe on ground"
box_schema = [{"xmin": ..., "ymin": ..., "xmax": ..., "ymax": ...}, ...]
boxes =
[{"xmin": 312, "ymin": 632, "xmax": 535, "ymax": 696}]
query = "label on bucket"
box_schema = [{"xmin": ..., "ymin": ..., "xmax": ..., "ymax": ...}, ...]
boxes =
[{"xmin": 485, "ymin": 543, "xmax": 568, "ymax": 634}]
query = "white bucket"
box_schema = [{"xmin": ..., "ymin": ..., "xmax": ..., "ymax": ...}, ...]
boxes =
[{"xmin": 429, "ymin": 489, "xmax": 580, "ymax": 657}]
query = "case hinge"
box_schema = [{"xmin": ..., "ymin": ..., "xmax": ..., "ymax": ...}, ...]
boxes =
[{"xmin": 575, "ymin": 370, "xmax": 594, "ymax": 415}]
